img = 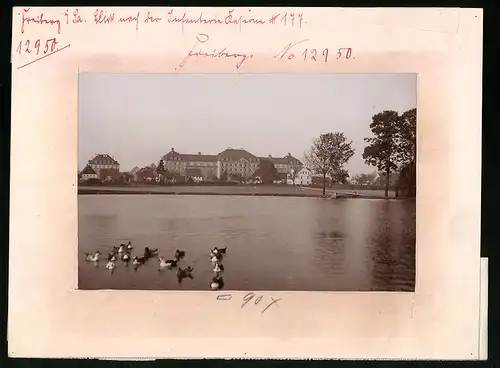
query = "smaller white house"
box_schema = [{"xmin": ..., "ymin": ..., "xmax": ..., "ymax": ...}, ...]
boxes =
[
  {"xmin": 294, "ymin": 167, "xmax": 312, "ymax": 186},
  {"xmin": 80, "ymin": 164, "xmax": 99, "ymax": 181}
]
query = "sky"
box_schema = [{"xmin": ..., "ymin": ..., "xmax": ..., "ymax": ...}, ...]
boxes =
[{"xmin": 78, "ymin": 73, "xmax": 416, "ymax": 174}]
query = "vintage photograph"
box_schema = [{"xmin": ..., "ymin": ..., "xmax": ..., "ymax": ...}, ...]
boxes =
[{"xmin": 78, "ymin": 73, "xmax": 416, "ymax": 292}]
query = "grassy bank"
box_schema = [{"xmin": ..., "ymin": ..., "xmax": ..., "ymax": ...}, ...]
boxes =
[{"xmin": 78, "ymin": 185, "xmax": 405, "ymax": 200}]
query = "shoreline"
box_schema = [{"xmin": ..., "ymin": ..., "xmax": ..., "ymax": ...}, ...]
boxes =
[{"xmin": 78, "ymin": 186, "xmax": 411, "ymax": 200}]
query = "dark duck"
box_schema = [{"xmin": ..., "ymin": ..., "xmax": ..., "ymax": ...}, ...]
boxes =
[
  {"xmin": 174, "ymin": 249, "xmax": 186, "ymax": 260},
  {"xmin": 144, "ymin": 247, "xmax": 158, "ymax": 259},
  {"xmin": 177, "ymin": 266, "xmax": 194, "ymax": 282}
]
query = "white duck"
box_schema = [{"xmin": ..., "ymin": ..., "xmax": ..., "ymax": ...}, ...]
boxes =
[
  {"xmin": 118, "ymin": 245, "xmax": 126, "ymax": 253},
  {"xmin": 158, "ymin": 256, "xmax": 177, "ymax": 269},
  {"xmin": 85, "ymin": 251, "xmax": 101, "ymax": 262},
  {"xmin": 127, "ymin": 241, "xmax": 133, "ymax": 250},
  {"xmin": 105, "ymin": 260, "xmax": 116, "ymax": 272},
  {"xmin": 210, "ymin": 276, "xmax": 224, "ymax": 290}
]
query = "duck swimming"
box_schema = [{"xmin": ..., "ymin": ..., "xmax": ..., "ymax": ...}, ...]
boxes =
[
  {"xmin": 105, "ymin": 260, "xmax": 116, "ymax": 273},
  {"xmin": 127, "ymin": 241, "xmax": 133, "ymax": 250},
  {"xmin": 177, "ymin": 267, "xmax": 194, "ymax": 283},
  {"xmin": 132, "ymin": 255, "xmax": 146, "ymax": 271},
  {"xmin": 210, "ymin": 252, "xmax": 223, "ymax": 263},
  {"xmin": 85, "ymin": 251, "xmax": 101, "ymax": 262},
  {"xmin": 107, "ymin": 253, "xmax": 117, "ymax": 262},
  {"xmin": 144, "ymin": 247, "xmax": 158, "ymax": 259},
  {"xmin": 133, "ymin": 256, "xmax": 146, "ymax": 265},
  {"xmin": 210, "ymin": 276, "xmax": 224, "ymax": 290},
  {"xmin": 158, "ymin": 257, "xmax": 177, "ymax": 269},
  {"xmin": 213, "ymin": 263, "xmax": 224, "ymax": 273},
  {"xmin": 121, "ymin": 252, "xmax": 131, "ymax": 264},
  {"xmin": 211, "ymin": 246, "xmax": 227, "ymax": 255},
  {"xmin": 174, "ymin": 249, "xmax": 186, "ymax": 260},
  {"xmin": 118, "ymin": 244, "xmax": 126, "ymax": 253},
  {"xmin": 177, "ymin": 266, "xmax": 194, "ymax": 278}
]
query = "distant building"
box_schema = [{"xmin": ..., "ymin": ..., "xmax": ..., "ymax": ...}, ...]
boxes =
[
  {"xmin": 217, "ymin": 148, "xmax": 259, "ymax": 180},
  {"xmin": 80, "ymin": 164, "xmax": 99, "ymax": 181},
  {"xmin": 261, "ymin": 153, "xmax": 303, "ymax": 175},
  {"xmin": 162, "ymin": 149, "xmax": 218, "ymax": 179},
  {"xmin": 130, "ymin": 166, "xmax": 140, "ymax": 181},
  {"xmin": 160, "ymin": 148, "xmax": 303, "ymax": 182},
  {"xmin": 136, "ymin": 166, "xmax": 155, "ymax": 182},
  {"xmin": 294, "ymin": 167, "xmax": 312, "ymax": 186},
  {"xmin": 88, "ymin": 154, "xmax": 120, "ymax": 176}
]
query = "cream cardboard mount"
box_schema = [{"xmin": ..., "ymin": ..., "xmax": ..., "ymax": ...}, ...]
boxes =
[{"xmin": 9, "ymin": 7, "xmax": 483, "ymax": 359}]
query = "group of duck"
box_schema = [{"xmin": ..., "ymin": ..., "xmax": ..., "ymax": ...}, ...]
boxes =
[
  {"xmin": 84, "ymin": 242, "xmax": 229, "ymax": 289},
  {"xmin": 209, "ymin": 246, "xmax": 226, "ymax": 290},
  {"xmin": 84, "ymin": 241, "xmax": 194, "ymax": 282}
]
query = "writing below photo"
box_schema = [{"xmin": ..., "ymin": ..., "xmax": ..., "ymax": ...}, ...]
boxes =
[{"xmin": 77, "ymin": 73, "xmax": 417, "ymax": 292}]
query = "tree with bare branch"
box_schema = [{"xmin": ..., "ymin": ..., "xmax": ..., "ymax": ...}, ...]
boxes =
[{"xmin": 304, "ymin": 132, "xmax": 355, "ymax": 196}]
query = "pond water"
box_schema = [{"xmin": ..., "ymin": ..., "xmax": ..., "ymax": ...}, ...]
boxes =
[{"xmin": 78, "ymin": 195, "xmax": 416, "ymax": 291}]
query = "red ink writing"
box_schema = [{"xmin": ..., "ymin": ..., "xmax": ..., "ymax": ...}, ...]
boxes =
[
  {"xmin": 118, "ymin": 12, "xmax": 140, "ymax": 31},
  {"xmin": 72, "ymin": 9, "xmax": 85, "ymax": 24},
  {"xmin": 178, "ymin": 33, "xmax": 254, "ymax": 70},
  {"xmin": 166, "ymin": 9, "xmax": 303, "ymax": 30},
  {"xmin": 20, "ymin": 8, "xmax": 61, "ymax": 35},
  {"xmin": 15, "ymin": 37, "xmax": 70, "ymax": 70},
  {"xmin": 337, "ymin": 48, "xmax": 352, "ymax": 59},
  {"xmin": 167, "ymin": 9, "xmax": 223, "ymax": 30},
  {"xmin": 144, "ymin": 11, "xmax": 162, "ymax": 23},
  {"xmin": 269, "ymin": 14, "xmax": 280, "ymax": 24},
  {"xmin": 275, "ymin": 41, "xmax": 351, "ymax": 63},
  {"xmin": 93, "ymin": 9, "xmax": 115, "ymax": 24},
  {"xmin": 274, "ymin": 39, "xmax": 310, "ymax": 60},
  {"xmin": 224, "ymin": 9, "xmax": 265, "ymax": 26}
]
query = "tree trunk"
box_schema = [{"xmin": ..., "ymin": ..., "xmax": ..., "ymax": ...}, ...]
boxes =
[
  {"xmin": 322, "ymin": 173, "xmax": 326, "ymax": 196},
  {"xmin": 395, "ymin": 177, "xmax": 399, "ymax": 198},
  {"xmin": 385, "ymin": 166, "xmax": 390, "ymax": 197}
]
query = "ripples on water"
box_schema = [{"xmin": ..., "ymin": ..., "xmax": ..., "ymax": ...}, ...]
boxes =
[{"xmin": 78, "ymin": 195, "xmax": 416, "ymax": 291}]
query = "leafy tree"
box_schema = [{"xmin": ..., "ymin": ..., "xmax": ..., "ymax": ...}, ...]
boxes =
[
  {"xmin": 362, "ymin": 110, "xmax": 400, "ymax": 197},
  {"xmin": 304, "ymin": 132, "xmax": 355, "ymax": 196},
  {"xmin": 156, "ymin": 159, "xmax": 166, "ymax": 184},
  {"xmin": 258, "ymin": 159, "xmax": 278, "ymax": 184},
  {"xmin": 397, "ymin": 108, "xmax": 417, "ymax": 197}
]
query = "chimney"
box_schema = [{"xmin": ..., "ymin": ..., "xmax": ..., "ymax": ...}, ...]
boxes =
[
  {"xmin": 288, "ymin": 153, "xmax": 291, "ymax": 156},
  {"xmin": 268, "ymin": 155, "xmax": 272, "ymax": 158},
  {"xmin": 198, "ymin": 152, "xmax": 201, "ymax": 155},
  {"xmin": 171, "ymin": 148, "xmax": 174, "ymax": 152}
]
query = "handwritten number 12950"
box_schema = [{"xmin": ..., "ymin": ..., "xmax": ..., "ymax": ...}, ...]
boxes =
[{"xmin": 16, "ymin": 38, "xmax": 58, "ymax": 56}]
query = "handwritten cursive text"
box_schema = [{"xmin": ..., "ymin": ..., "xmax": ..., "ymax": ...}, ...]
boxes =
[
  {"xmin": 178, "ymin": 34, "xmax": 254, "ymax": 70},
  {"xmin": 217, "ymin": 292, "xmax": 282, "ymax": 315},
  {"xmin": 20, "ymin": 8, "xmax": 62, "ymax": 35}
]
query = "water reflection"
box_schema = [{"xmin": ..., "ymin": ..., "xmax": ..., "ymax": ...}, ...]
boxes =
[{"xmin": 78, "ymin": 195, "xmax": 415, "ymax": 291}]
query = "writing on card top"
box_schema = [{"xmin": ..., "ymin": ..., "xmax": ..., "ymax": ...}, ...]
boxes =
[{"xmin": 13, "ymin": 7, "xmax": 355, "ymax": 70}]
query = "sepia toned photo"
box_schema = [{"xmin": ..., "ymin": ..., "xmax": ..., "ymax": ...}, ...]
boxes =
[{"xmin": 78, "ymin": 73, "xmax": 417, "ymax": 292}]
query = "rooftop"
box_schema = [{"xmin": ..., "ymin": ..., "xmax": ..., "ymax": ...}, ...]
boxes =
[
  {"xmin": 88, "ymin": 154, "xmax": 119, "ymax": 165},
  {"xmin": 217, "ymin": 148, "xmax": 258, "ymax": 161},
  {"xmin": 80, "ymin": 164, "xmax": 97, "ymax": 175},
  {"xmin": 163, "ymin": 148, "xmax": 217, "ymax": 162}
]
